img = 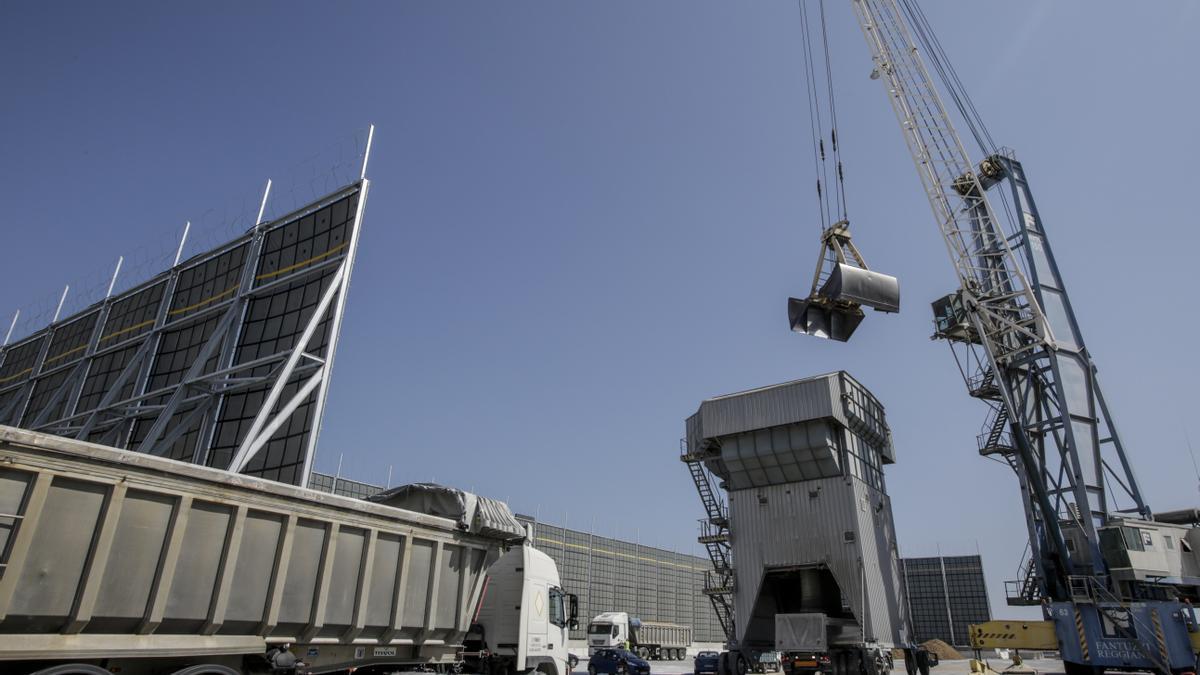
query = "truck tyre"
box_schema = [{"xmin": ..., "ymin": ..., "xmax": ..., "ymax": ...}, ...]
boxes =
[
  {"xmin": 915, "ymin": 650, "xmax": 930, "ymax": 675},
  {"xmin": 718, "ymin": 652, "xmax": 731, "ymax": 675},
  {"xmin": 30, "ymin": 666, "xmax": 113, "ymax": 675},
  {"xmin": 903, "ymin": 649, "xmax": 917, "ymax": 675},
  {"xmin": 736, "ymin": 652, "xmax": 749, "ymax": 675},
  {"xmin": 170, "ymin": 667, "xmax": 241, "ymax": 675},
  {"xmin": 638, "ymin": 647, "xmax": 649, "ymax": 660}
]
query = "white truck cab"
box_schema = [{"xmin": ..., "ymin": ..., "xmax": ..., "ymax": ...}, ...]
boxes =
[
  {"xmin": 474, "ymin": 542, "xmax": 579, "ymax": 675},
  {"xmin": 587, "ymin": 612, "xmax": 632, "ymax": 655}
]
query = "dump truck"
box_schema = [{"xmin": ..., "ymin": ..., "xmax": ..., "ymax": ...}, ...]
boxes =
[
  {"xmin": 0, "ymin": 425, "xmax": 531, "ymax": 675},
  {"xmin": 586, "ymin": 612, "xmax": 691, "ymax": 660},
  {"xmin": 467, "ymin": 540, "xmax": 579, "ymax": 675}
]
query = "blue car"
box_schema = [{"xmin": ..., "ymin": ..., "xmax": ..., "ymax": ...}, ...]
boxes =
[
  {"xmin": 694, "ymin": 650, "xmax": 720, "ymax": 675},
  {"xmin": 588, "ymin": 648, "xmax": 651, "ymax": 675}
]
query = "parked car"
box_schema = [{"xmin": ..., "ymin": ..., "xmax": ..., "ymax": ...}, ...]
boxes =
[
  {"xmin": 589, "ymin": 648, "xmax": 651, "ymax": 675},
  {"xmin": 694, "ymin": 651, "xmax": 720, "ymax": 675}
]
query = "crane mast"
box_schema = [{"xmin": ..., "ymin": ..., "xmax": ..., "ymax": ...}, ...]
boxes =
[
  {"xmin": 847, "ymin": 0, "xmax": 1153, "ymax": 599},
  {"xmin": 834, "ymin": 2, "xmax": 1199, "ymax": 673}
]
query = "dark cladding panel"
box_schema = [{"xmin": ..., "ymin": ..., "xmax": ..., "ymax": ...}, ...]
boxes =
[
  {"xmin": 0, "ymin": 337, "xmax": 46, "ymax": 390},
  {"xmin": 100, "ymin": 281, "xmax": 166, "ymax": 348},
  {"xmin": 168, "ymin": 243, "xmax": 248, "ymax": 321},
  {"xmin": 21, "ymin": 369, "xmax": 72, "ymax": 427},
  {"xmin": 76, "ymin": 344, "xmax": 141, "ymax": 414},
  {"xmin": 145, "ymin": 314, "xmax": 224, "ymax": 394},
  {"xmin": 254, "ymin": 192, "xmax": 356, "ymax": 287},
  {"xmin": 206, "ymin": 270, "xmax": 337, "ymax": 481},
  {"xmin": 901, "ymin": 555, "xmax": 991, "ymax": 647},
  {"xmin": 43, "ymin": 311, "xmax": 99, "ymax": 370}
]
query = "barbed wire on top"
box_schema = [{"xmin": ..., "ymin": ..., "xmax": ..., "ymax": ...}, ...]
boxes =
[{"xmin": 1, "ymin": 127, "xmax": 372, "ymax": 349}]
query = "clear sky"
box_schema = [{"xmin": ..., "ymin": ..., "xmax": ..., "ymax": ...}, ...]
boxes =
[{"xmin": 2, "ymin": 1, "xmax": 1198, "ymax": 619}]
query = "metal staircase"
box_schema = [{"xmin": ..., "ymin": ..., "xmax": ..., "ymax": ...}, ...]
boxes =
[
  {"xmin": 1003, "ymin": 545, "xmax": 1043, "ymax": 606},
  {"xmin": 681, "ymin": 439, "xmax": 735, "ymax": 642}
]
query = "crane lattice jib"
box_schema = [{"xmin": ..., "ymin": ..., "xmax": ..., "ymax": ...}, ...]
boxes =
[{"xmin": 846, "ymin": 0, "xmax": 1150, "ymax": 596}]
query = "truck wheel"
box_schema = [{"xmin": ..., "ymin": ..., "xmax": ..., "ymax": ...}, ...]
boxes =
[
  {"xmin": 170, "ymin": 667, "xmax": 241, "ymax": 675},
  {"xmin": 30, "ymin": 666, "xmax": 113, "ymax": 675},
  {"xmin": 638, "ymin": 647, "xmax": 650, "ymax": 660},
  {"xmin": 915, "ymin": 650, "xmax": 930, "ymax": 675},
  {"xmin": 736, "ymin": 653, "xmax": 749, "ymax": 675}
]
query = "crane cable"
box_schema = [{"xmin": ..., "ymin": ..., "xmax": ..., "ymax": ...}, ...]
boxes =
[
  {"xmin": 894, "ymin": 0, "xmax": 1028, "ymax": 255},
  {"xmin": 798, "ymin": 0, "xmax": 852, "ymax": 231},
  {"xmin": 797, "ymin": 0, "xmax": 833, "ymax": 232},
  {"xmin": 896, "ymin": 0, "xmax": 996, "ymax": 157},
  {"xmin": 817, "ymin": 0, "xmax": 849, "ymax": 224}
]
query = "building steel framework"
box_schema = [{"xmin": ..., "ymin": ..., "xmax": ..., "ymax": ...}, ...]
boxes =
[{"xmin": 0, "ymin": 130, "xmax": 373, "ymax": 486}]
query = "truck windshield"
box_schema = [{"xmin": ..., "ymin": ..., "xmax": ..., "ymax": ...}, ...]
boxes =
[{"xmin": 588, "ymin": 623, "xmax": 615, "ymax": 636}]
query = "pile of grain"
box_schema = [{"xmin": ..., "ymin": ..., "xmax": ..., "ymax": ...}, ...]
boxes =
[{"xmin": 921, "ymin": 639, "xmax": 964, "ymax": 660}]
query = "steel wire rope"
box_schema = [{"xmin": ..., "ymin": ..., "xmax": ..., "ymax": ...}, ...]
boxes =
[
  {"xmin": 817, "ymin": 0, "xmax": 849, "ymax": 223},
  {"xmin": 798, "ymin": 0, "xmax": 832, "ymax": 232}
]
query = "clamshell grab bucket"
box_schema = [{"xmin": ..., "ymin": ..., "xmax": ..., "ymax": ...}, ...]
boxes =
[
  {"xmin": 787, "ymin": 221, "xmax": 900, "ymax": 342},
  {"xmin": 788, "ymin": 296, "xmax": 864, "ymax": 342},
  {"xmin": 820, "ymin": 263, "xmax": 900, "ymax": 313}
]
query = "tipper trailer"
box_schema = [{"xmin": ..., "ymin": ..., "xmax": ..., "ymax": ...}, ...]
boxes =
[
  {"xmin": 586, "ymin": 612, "xmax": 691, "ymax": 660},
  {"xmin": 0, "ymin": 425, "xmax": 530, "ymax": 675}
]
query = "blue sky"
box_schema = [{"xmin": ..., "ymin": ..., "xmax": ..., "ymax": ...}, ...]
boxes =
[{"xmin": 2, "ymin": 1, "xmax": 1198, "ymax": 618}]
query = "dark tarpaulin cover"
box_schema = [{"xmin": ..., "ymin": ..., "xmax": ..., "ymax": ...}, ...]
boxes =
[{"xmin": 368, "ymin": 482, "xmax": 526, "ymax": 541}]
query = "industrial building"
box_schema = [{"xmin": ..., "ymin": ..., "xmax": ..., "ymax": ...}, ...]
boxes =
[
  {"xmin": 683, "ymin": 371, "xmax": 911, "ymax": 671},
  {"xmin": 900, "ymin": 555, "xmax": 991, "ymax": 648}
]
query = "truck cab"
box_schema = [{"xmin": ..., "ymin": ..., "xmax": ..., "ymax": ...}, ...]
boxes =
[
  {"xmin": 473, "ymin": 542, "xmax": 579, "ymax": 675},
  {"xmin": 587, "ymin": 612, "xmax": 633, "ymax": 655}
]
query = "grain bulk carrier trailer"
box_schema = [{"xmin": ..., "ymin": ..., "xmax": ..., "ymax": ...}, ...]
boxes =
[
  {"xmin": 0, "ymin": 425, "xmax": 529, "ymax": 675},
  {"xmin": 683, "ymin": 372, "xmax": 919, "ymax": 675}
]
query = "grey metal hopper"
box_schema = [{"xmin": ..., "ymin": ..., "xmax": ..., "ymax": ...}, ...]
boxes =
[
  {"xmin": 819, "ymin": 263, "xmax": 900, "ymax": 313},
  {"xmin": 788, "ymin": 296, "xmax": 864, "ymax": 342}
]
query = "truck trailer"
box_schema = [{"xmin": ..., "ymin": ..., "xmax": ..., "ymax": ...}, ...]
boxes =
[
  {"xmin": 0, "ymin": 425, "xmax": 531, "ymax": 675},
  {"xmin": 586, "ymin": 612, "xmax": 691, "ymax": 660}
]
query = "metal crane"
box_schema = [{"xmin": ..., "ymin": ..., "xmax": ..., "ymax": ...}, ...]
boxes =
[{"xmin": 838, "ymin": 1, "xmax": 1199, "ymax": 672}]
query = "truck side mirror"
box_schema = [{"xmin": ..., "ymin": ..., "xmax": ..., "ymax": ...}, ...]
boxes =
[
  {"xmin": 571, "ymin": 619, "xmax": 580, "ymax": 631},
  {"xmin": 569, "ymin": 594, "xmax": 579, "ymax": 621}
]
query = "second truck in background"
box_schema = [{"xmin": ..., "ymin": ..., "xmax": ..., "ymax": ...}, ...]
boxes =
[{"xmin": 587, "ymin": 612, "xmax": 692, "ymax": 660}]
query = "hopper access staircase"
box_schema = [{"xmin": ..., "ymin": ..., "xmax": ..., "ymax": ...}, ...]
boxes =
[{"xmin": 681, "ymin": 439, "xmax": 735, "ymax": 642}]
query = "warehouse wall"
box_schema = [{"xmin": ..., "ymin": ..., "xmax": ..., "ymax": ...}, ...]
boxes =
[
  {"xmin": 900, "ymin": 555, "xmax": 991, "ymax": 647},
  {"xmin": 517, "ymin": 516, "xmax": 725, "ymax": 643}
]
